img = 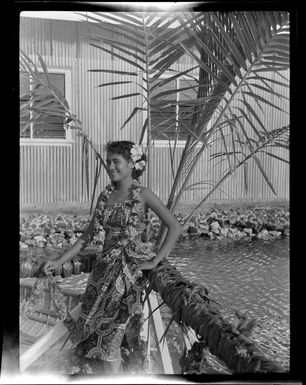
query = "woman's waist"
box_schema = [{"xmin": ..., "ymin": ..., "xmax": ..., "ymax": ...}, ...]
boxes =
[{"xmin": 102, "ymin": 236, "xmax": 156, "ymax": 258}]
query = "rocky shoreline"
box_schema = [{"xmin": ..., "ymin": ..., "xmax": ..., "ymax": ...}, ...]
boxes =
[{"xmin": 20, "ymin": 206, "xmax": 289, "ymax": 249}]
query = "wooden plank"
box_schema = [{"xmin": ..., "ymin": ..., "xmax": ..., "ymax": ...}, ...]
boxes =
[
  {"xmin": 20, "ymin": 318, "xmax": 38, "ymax": 335},
  {"xmin": 20, "ymin": 302, "xmax": 82, "ymax": 372},
  {"xmin": 148, "ymin": 292, "xmax": 174, "ymax": 375},
  {"xmin": 140, "ymin": 295, "xmax": 151, "ymax": 372}
]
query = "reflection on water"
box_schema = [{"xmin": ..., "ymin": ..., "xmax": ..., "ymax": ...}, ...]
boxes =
[{"xmin": 168, "ymin": 237, "xmax": 290, "ymax": 371}]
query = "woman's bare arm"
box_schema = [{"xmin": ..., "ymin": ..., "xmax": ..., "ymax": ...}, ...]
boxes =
[
  {"xmin": 138, "ymin": 187, "xmax": 183, "ymax": 269},
  {"xmin": 44, "ymin": 201, "xmax": 99, "ymax": 274}
]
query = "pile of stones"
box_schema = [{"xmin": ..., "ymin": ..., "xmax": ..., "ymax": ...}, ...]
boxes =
[
  {"xmin": 178, "ymin": 206, "xmax": 289, "ymax": 241},
  {"xmin": 19, "ymin": 206, "xmax": 289, "ymax": 250}
]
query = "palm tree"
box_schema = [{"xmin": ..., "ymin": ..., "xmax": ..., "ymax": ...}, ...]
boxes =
[
  {"xmin": 76, "ymin": 10, "xmax": 289, "ymax": 238},
  {"xmin": 19, "ymin": 10, "xmax": 289, "ymax": 373}
]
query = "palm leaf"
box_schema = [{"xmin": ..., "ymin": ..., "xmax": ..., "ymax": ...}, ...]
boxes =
[
  {"xmin": 90, "ymin": 43, "xmax": 145, "ymax": 71},
  {"xmin": 96, "ymin": 81, "xmax": 133, "ymax": 88},
  {"xmin": 110, "ymin": 92, "xmax": 144, "ymax": 101},
  {"xmin": 235, "ymin": 107, "xmax": 263, "ymax": 139},
  {"xmin": 178, "ymin": 13, "xmax": 238, "ymax": 86},
  {"xmin": 253, "ymin": 155, "xmax": 277, "ymax": 195},
  {"xmin": 98, "ymin": 40, "xmax": 147, "ymax": 64},
  {"xmin": 87, "ymin": 69, "xmax": 138, "ymax": 76},
  {"xmin": 262, "ymin": 151, "xmax": 289, "ymax": 164},
  {"xmin": 180, "ymin": 42, "xmax": 232, "ymax": 93},
  {"xmin": 243, "ymin": 91, "xmax": 288, "ymax": 113},
  {"xmin": 139, "ymin": 118, "xmax": 148, "ymax": 145},
  {"xmin": 37, "ymin": 54, "xmax": 52, "ymax": 88},
  {"xmin": 120, "ymin": 107, "xmax": 146, "ymax": 130},
  {"xmin": 209, "ymin": 13, "xmax": 248, "ymax": 71}
]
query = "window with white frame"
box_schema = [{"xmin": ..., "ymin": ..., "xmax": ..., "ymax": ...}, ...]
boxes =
[
  {"xmin": 20, "ymin": 69, "xmax": 72, "ymax": 142},
  {"xmin": 150, "ymin": 76, "xmax": 198, "ymax": 142}
]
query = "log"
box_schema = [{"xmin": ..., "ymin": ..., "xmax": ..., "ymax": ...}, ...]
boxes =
[{"xmin": 148, "ymin": 259, "xmax": 285, "ymax": 373}]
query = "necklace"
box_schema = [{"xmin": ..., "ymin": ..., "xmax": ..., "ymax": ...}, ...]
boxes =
[{"xmin": 91, "ymin": 179, "xmax": 142, "ymax": 246}]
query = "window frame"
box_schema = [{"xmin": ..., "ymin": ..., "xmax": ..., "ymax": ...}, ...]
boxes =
[
  {"xmin": 20, "ymin": 67, "xmax": 73, "ymax": 146},
  {"xmin": 144, "ymin": 72, "xmax": 199, "ymax": 148}
]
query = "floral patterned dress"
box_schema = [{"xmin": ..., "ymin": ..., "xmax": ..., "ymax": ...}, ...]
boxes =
[{"xmin": 64, "ymin": 179, "xmax": 156, "ymax": 362}]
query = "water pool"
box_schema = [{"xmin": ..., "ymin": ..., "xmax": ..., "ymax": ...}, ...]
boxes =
[{"xmin": 166, "ymin": 237, "xmax": 290, "ymax": 372}]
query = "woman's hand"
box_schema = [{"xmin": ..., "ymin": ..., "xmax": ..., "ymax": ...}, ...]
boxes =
[
  {"xmin": 44, "ymin": 259, "xmax": 63, "ymax": 276},
  {"xmin": 136, "ymin": 261, "xmax": 158, "ymax": 272}
]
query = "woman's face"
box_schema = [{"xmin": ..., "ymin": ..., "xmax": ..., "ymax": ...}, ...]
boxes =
[{"xmin": 106, "ymin": 152, "xmax": 134, "ymax": 183}]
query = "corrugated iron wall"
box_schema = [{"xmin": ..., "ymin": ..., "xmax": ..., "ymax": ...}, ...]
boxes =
[{"xmin": 19, "ymin": 17, "xmax": 289, "ymax": 206}]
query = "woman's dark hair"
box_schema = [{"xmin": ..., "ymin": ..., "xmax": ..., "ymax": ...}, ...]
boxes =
[{"xmin": 105, "ymin": 141, "xmax": 147, "ymax": 179}]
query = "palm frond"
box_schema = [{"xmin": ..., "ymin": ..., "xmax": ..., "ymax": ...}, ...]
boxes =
[{"xmin": 90, "ymin": 43, "xmax": 145, "ymax": 72}]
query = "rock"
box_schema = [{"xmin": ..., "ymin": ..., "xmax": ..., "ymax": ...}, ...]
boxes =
[
  {"xmin": 229, "ymin": 227, "xmax": 238, "ymax": 233},
  {"xmin": 49, "ymin": 233, "xmax": 65, "ymax": 246},
  {"xmin": 20, "ymin": 234, "xmax": 27, "ymax": 242},
  {"xmin": 44, "ymin": 227, "xmax": 51, "ymax": 235},
  {"xmin": 243, "ymin": 228, "xmax": 253, "ymax": 235},
  {"xmin": 237, "ymin": 231, "xmax": 247, "ymax": 239},
  {"xmin": 34, "ymin": 235, "xmax": 46, "ymax": 242},
  {"xmin": 269, "ymin": 231, "xmax": 282, "ymax": 238},
  {"xmin": 25, "ymin": 239, "xmax": 36, "ymax": 246},
  {"xmin": 220, "ymin": 227, "xmax": 229, "ymax": 237},
  {"xmin": 62, "ymin": 239, "xmax": 69, "ymax": 246},
  {"xmin": 20, "ymin": 242, "xmax": 28, "ymax": 249},
  {"xmin": 211, "ymin": 221, "xmax": 221, "ymax": 229},
  {"xmin": 257, "ymin": 229, "xmax": 270, "ymax": 240},
  {"xmin": 57, "ymin": 222, "xmax": 67, "ymax": 229},
  {"xmin": 228, "ymin": 231, "xmax": 236, "ymax": 239},
  {"xmin": 199, "ymin": 224, "xmax": 209, "ymax": 234},
  {"xmin": 284, "ymin": 229, "xmax": 290, "ymax": 236},
  {"xmin": 187, "ymin": 225, "xmax": 198, "ymax": 234},
  {"xmin": 211, "ymin": 227, "xmax": 220, "ymax": 235},
  {"xmin": 33, "ymin": 229, "xmax": 44, "ymax": 236},
  {"xmin": 69, "ymin": 237, "xmax": 78, "ymax": 245},
  {"xmin": 65, "ymin": 230, "xmax": 74, "ymax": 238}
]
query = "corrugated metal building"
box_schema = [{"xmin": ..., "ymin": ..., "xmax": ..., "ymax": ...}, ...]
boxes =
[{"xmin": 19, "ymin": 15, "xmax": 289, "ymax": 210}]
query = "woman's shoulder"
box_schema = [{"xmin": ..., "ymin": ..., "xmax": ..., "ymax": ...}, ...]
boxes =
[
  {"xmin": 139, "ymin": 185, "xmax": 152, "ymax": 198},
  {"xmin": 139, "ymin": 186, "xmax": 155, "ymax": 209},
  {"xmin": 139, "ymin": 186, "xmax": 161, "ymax": 205}
]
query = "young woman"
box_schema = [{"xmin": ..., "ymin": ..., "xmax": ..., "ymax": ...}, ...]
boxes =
[{"xmin": 44, "ymin": 140, "xmax": 183, "ymax": 374}]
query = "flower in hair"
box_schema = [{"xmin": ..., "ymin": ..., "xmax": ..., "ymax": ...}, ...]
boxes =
[
  {"xmin": 135, "ymin": 160, "xmax": 146, "ymax": 171},
  {"xmin": 130, "ymin": 144, "xmax": 143, "ymax": 162}
]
